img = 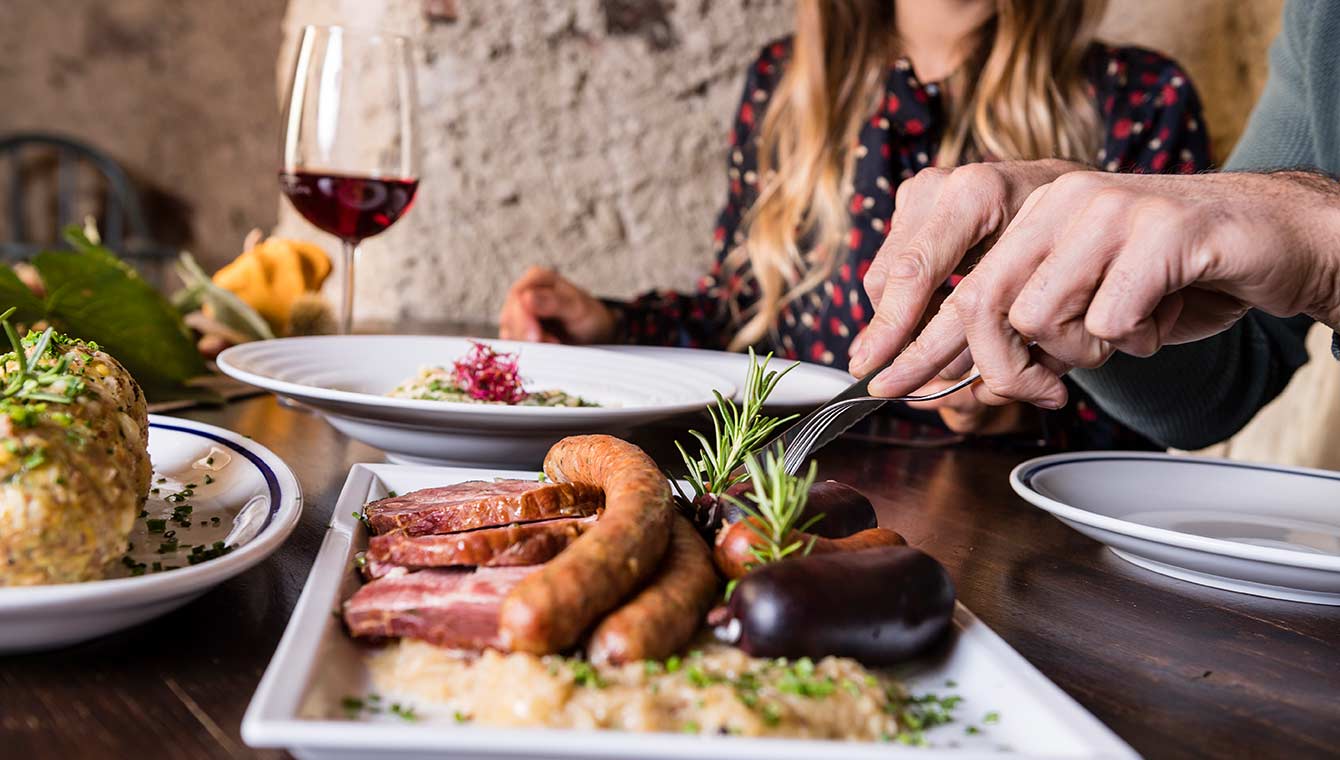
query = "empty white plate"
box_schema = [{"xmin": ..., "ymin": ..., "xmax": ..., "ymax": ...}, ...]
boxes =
[
  {"xmin": 0, "ymin": 415, "xmax": 303, "ymax": 652},
  {"xmin": 1011, "ymin": 452, "xmax": 1340, "ymax": 605},
  {"xmin": 218, "ymin": 336, "xmax": 734, "ymax": 466},
  {"xmin": 596, "ymin": 345, "xmax": 852, "ymax": 410}
]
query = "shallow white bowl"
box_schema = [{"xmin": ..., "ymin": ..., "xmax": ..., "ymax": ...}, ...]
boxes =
[
  {"xmin": 0, "ymin": 415, "xmax": 303, "ymax": 653},
  {"xmin": 1011, "ymin": 452, "xmax": 1340, "ymax": 605},
  {"xmin": 595, "ymin": 345, "xmax": 852, "ymax": 411},
  {"xmin": 218, "ymin": 336, "xmax": 735, "ymax": 466}
]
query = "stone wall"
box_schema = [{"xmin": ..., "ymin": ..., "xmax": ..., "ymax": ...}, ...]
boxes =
[
  {"xmin": 2, "ymin": 0, "xmax": 1284, "ymax": 310},
  {"xmin": 276, "ymin": 0, "xmax": 1285, "ymax": 327},
  {"xmin": 275, "ymin": 0, "xmax": 795, "ymax": 326},
  {"xmin": 0, "ymin": 0, "xmax": 285, "ymax": 268}
]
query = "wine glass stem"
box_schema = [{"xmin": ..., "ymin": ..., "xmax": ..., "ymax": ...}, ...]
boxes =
[{"xmin": 341, "ymin": 239, "xmax": 357, "ymax": 335}]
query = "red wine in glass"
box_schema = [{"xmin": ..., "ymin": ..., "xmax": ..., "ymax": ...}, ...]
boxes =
[
  {"xmin": 278, "ymin": 171, "xmax": 419, "ymax": 242},
  {"xmin": 280, "ymin": 26, "xmax": 419, "ymax": 334}
]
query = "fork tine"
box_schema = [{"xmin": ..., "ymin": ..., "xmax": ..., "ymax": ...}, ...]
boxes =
[
  {"xmin": 779, "ymin": 373, "xmax": 982, "ymax": 475},
  {"xmin": 785, "ymin": 404, "xmax": 844, "ymax": 474},
  {"xmin": 785, "ymin": 398, "xmax": 882, "ymax": 474},
  {"xmin": 782, "ymin": 416, "xmax": 817, "ymax": 473}
]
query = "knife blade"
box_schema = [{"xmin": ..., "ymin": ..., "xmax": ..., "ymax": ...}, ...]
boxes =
[{"xmin": 762, "ymin": 357, "xmax": 894, "ymax": 473}]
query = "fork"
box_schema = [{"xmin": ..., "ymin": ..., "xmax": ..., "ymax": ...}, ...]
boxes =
[{"xmin": 777, "ymin": 371, "xmax": 982, "ymax": 475}]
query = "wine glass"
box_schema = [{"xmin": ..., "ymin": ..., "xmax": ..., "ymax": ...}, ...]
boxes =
[{"xmin": 279, "ymin": 25, "xmax": 419, "ymax": 334}]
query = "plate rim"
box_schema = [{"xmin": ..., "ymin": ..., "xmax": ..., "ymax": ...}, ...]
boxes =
[
  {"xmin": 217, "ymin": 335, "xmax": 736, "ymax": 418},
  {"xmin": 242, "ymin": 461, "xmax": 1139, "ymax": 760},
  {"xmin": 1010, "ymin": 451, "xmax": 1340, "ymax": 572},
  {"xmin": 592, "ymin": 344, "xmax": 853, "ymax": 403},
  {"xmin": 0, "ymin": 414, "xmax": 304, "ymax": 608}
]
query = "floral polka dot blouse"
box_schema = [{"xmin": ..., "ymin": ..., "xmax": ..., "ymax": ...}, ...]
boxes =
[{"xmin": 608, "ymin": 39, "xmax": 1211, "ymax": 449}]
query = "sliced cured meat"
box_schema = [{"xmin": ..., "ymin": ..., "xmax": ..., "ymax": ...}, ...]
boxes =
[
  {"xmin": 343, "ymin": 566, "xmax": 535, "ymax": 650},
  {"xmin": 365, "ymin": 515, "xmax": 596, "ymax": 575},
  {"xmin": 363, "ymin": 479, "xmax": 603, "ymax": 536}
]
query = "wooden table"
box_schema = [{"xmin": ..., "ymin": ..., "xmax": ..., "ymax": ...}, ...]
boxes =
[{"xmin": 2, "ymin": 396, "xmax": 1337, "ymax": 759}]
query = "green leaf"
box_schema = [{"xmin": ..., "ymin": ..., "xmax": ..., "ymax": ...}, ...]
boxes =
[
  {"xmin": 33, "ymin": 234, "xmax": 207, "ymax": 400},
  {"xmin": 0, "ymin": 266, "xmax": 45, "ymax": 323}
]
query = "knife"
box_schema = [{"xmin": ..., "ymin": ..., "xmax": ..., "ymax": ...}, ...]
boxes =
[{"xmin": 761, "ymin": 359, "xmax": 980, "ymax": 474}]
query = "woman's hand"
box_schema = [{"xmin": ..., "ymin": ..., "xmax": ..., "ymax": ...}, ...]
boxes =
[
  {"xmin": 498, "ymin": 266, "xmax": 617, "ymax": 344},
  {"xmin": 866, "ymin": 170, "xmax": 1340, "ymax": 407}
]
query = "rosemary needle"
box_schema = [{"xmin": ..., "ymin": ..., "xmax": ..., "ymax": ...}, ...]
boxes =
[
  {"xmin": 677, "ymin": 348, "xmax": 799, "ymax": 498},
  {"xmin": 727, "ymin": 447, "xmax": 822, "ymax": 565}
]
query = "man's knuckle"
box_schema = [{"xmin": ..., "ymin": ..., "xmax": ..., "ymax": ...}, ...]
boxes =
[
  {"xmin": 1052, "ymin": 171, "xmax": 1104, "ymax": 195},
  {"xmin": 1084, "ymin": 187, "xmax": 1133, "ymax": 219},
  {"xmin": 1084, "ymin": 311, "xmax": 1129, "ymax": 342},
  {"xmin": 954, "ymin": 164, "xmax": 1006, "ymax": 197},
  {"xmin": 949, "ymin": 281, "xmax": 987, "ymax": 317},
  {"xmin": 915, "ymin": 166, "xmax": 952, "ymax": 184},
  {"xmin": 894, "ymin": 180, "xmax": 915, "ymax": 208},
  {"xmin": 1009, "ymin": 301, "xmax": 1048, "ymax": 340},
  {"xmin": 984, "ymin": 373, "xmax": 1025, "ymax": 400},
  {"xmin": 862, "ymin": 261, "xmax": 886, "ymax": 293},
  {"xmin": 888, "ymin": 247, "xmax": 932, "ymax": 283}
]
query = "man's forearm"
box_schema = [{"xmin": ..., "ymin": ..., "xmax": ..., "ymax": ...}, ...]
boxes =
[{"xmin": 1267, "ymin": 170, "xmax": 1340, "ymax": 332}]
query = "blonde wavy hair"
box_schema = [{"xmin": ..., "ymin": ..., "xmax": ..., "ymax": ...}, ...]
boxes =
[{"xmin": 727, "ymin": 0, "xmax": 1108, "ymax": 351}]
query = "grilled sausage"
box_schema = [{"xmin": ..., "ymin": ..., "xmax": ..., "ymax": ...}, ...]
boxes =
[
  {"xmin": 499, "ymin": 435, "xmax": 674, "ymax": 654},
  {"xmin": 717, "ymin": 479, "xmax": 878, "ymax": 538},
  {"xmin": 711, "ymin": 547, "xmax": 956, "ymax": 665},
  {"xmin": 587, "ymin": 515, "xmax": 719, "ymax": 665},
  {"xmin": 712, "ymin": 519, "xmax": 906, "ymax": 580}
]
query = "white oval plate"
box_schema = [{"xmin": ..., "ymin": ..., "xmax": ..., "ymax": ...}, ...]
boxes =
[
  {"xmin": 241, "ymin": 461, "xmax": 1138, "ymax": 760},
  {"xmin": 0, "ymin": 414, "xmax": 303, "ymax": 653},
  {"xmin": 1011, "ymin": 452, "xmax": 1340, "ymax": 605},
  {"xmin": 217, "ymin": 336, "xmax": 734, "ymax": 466},
  {"xmin": 595, "ymin": 345, "xmax": 851, "ymax": 410}
]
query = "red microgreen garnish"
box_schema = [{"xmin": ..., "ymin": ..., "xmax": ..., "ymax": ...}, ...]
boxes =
[{"xmin": 452, "ymin": 342, "xmax": 529, "ymax": 404}]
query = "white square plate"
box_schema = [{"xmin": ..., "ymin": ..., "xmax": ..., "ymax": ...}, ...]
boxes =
[{"xmin": 242, "ymin": 463, "xmax": 1138, "ymax": 760}]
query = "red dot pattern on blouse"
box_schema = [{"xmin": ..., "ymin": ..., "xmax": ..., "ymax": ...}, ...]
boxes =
[{"xmin": 617, "ymin": 41, "xmax": 1211, "ymax": 371}]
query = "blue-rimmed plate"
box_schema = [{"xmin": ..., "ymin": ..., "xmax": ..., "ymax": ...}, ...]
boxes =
[
  {"xmin": 0, "ymin": 414, "xmax": 303, "ymax": 653},
  {"xmin": 1011, "ymin": 452, "xmax": 1340, "ymax": 605}
]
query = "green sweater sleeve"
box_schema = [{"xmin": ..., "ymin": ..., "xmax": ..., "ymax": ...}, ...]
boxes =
[{"xmin": 1070, "ymin": 0, "xmax": 1340, "ymax": 449}]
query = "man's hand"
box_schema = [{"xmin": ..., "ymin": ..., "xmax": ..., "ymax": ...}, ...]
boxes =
[
  {"xmin": 498, "ymin": 266, "xmax": 617, "ymax": 344},
  {"xmin": 868, "ymin": 170, "xmax": 1340, "ymax": 407},
  {"xmin": 848, "ymin": 159, "xmax": 1085, "ymax": 378}
]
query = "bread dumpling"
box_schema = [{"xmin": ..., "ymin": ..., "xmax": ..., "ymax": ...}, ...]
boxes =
[{"xmin": 0, "ymin": 322, "xmax": 150, "ymax": 586}]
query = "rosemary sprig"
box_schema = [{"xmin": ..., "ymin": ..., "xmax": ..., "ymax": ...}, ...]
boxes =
[
  {"xmin": 676, "ymin": 348, "xmax": 798, "ymax": 498},
  {"xmin": 0, "ymin": 307, "xmax": 83, "ymax": 405},
  {"xmin": 727, "ymin": 446, "xmax": 822, "ymax": 566}
]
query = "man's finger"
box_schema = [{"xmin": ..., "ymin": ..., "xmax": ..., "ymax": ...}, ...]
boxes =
[
  {"xmin": 851, "ymin": 176, "xmax": 1008, "ymax": 377},
  {"xmin": 1083, "ymin": 213, "xmax": 1193, "ymax": 356},
  {"xmin": 867, "ymin": 305, "xmax": 968, "ymax": 397},
  {"xmin": 938, "ymin": 348, "xmax": 974, "ymax": 380},
  {"xmin": 944, "ymin": 183, "xmax": 1082, "ymax": 408},
  {"xmin": 1008, "ymin": 195, "xmax": 1126, "ymax": 368},
  {"xmin": 864, "ymin": 169, "xmax": 946, "ymax": 308},
  {"xmin": 960, "ymin": 293, "xmax": 1067, "ymax": 408},
  {"xmin": 1163, "ymin": 288, "xmax": 1249, "ymax": 344}
]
